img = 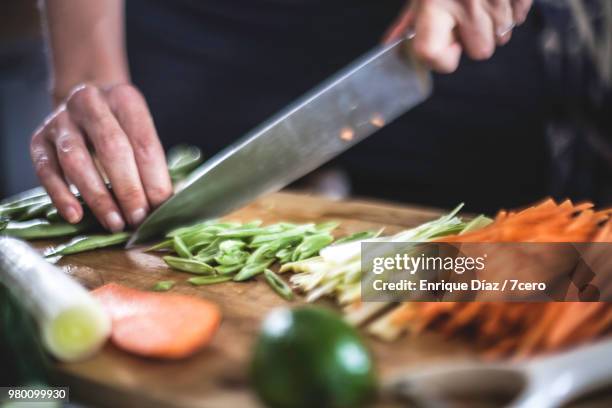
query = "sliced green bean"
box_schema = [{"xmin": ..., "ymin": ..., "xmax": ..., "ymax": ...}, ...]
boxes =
[
  {"xmin": 163, "ymin": 256, "xmax": 214, "ymax": 274},
  {"xmin": 167, "ymin": 144, "xmax": 204, "ymax": 181},
  {"xmin": 216, "ymin": 223, "xmax": 286, "ymax": 239},
  {"xmin": 264, "ymin": 269, "xmax": 294, "ymax": 301},
  {"xmin": 291, "ymin": 233, "xmax": 334, "ymax": 261},
  {"xmin": 0, "ymin": 186, "xmax": 47, "ymax": 206},
  {"xmin": 215, "ymin": 263, "xmax": 244, "ymax": 275},
  {"xmin": 233, "ymin": 260, "xmax": 273, "ymax": 281},
  {"xmin": 188, "ymin": 275, "xmax": 233, "ymax": 286},
  {"xmin": 173, "ymin": 235, "xmax": 192, "ymax": 258},
  {"xmin": 0, "ymin": 196, "xmax": 51, "ymax": 218},
  {"xmin": 2, "ymin": 218, "xmax": 97, "ymax": 240},
  {"xmin": 46, "ymin": 232, "xmax": 130, "ymax": 256},
  {"xmin": 275, "ymin": 247, "xmax": 293, "ymax": 264},
  {"xmin": 332, "ymin": 230, "xmax": 378, "ymax": 245},
  {"xmin": 315, "ymin": 221, "xmax": 340, "ymax": 233},
  {"xmin": 152, "ymin": 280, "xmax": 175, "ymax": 292},
  {"xmin": 249, "ymin": 224, "xmax": 315, "ymax": 246},
  {"xmin": 247, "ymin": 243, "xmax": 278, "ymax": 265},
  {"xmin": 17, "ymin": 202, "xmax": 54, "ymax": 221}
]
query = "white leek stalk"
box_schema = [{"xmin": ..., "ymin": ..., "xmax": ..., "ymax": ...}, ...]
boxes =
[{"xmin": 0, "ymin": 238, "xmax": 110, "ymax": 362}]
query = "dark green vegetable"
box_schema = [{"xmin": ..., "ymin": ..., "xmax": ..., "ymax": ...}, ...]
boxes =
[
  {"xmin": 152, "ymin": 280, "xmax": 176, "ymax": 292},
  {"xmin": 263, "ymin": 269, "xmax": 294, "ymax": 301},
  {"xmin": 2, "ymin": 218, "xmax": 96, "ymax": 240},
  {"xmin": 45, "ymin": 232, "xmax": 130, "ymax": 257},
  {"xmin": 188, "ymin": 275, "xmax": 233, "ymax": 286},
  {"xmin": 163, "ymin": 256, "xmax": 214, "ymax": 274},
  {"xmin": 0, "ymin": 216, "xmax": 8, "ymax": 232},
  {"xmin": 251, "ymin": 307, "xmax": 377, "ymax": 408},
  {"xmin": 233, "ymin": 260, "xmax": 274, "ymax": 281}
]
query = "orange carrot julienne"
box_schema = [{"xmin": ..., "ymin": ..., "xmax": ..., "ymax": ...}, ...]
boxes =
[{"xmin": 384, "ymin": 199, "xmax": 612, "ymax": 358}]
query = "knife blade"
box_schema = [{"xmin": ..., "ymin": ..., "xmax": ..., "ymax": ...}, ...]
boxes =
[{"xmin": 128, "ymin": 36, "xmax": 432, "ymax": 246}]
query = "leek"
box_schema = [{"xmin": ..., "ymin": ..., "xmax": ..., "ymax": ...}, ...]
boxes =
[{"xmin": 0, "ymin": 238, "xmax": 110, "ymax": 362}]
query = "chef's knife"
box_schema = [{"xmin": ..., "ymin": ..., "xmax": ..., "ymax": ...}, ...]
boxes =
[{"xmin": 128, "ymin": 35, "xmax": 431, "ymax": 246}]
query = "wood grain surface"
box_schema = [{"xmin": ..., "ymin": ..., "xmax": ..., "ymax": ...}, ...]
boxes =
[{"xmin": 44, "ymin": 193, "xmax": 608, "ymax": 407}]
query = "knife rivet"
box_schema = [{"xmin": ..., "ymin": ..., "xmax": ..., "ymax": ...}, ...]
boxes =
[
  {"xmin": 339, "ymin": 127, "xmax": 355, "ymax": 141},
  {"xmin": 370, "ymin": 114, "xmax": 385, "ymax": 128}
]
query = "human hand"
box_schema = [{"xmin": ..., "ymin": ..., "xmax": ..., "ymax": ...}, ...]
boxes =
[
  {"xmin": 385, "ymin": 0, "xmax": 533, "ymax": 73},
  {"xmin": 30, "ymin": 83, "xmax": 173, "ymax": 232}
]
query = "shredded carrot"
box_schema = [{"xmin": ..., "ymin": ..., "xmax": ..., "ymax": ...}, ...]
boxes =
[{"xmin": 387, "ymin": 199, "xmax": 612, "ymax": 358}]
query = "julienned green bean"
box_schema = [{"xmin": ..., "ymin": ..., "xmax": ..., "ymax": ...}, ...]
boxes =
[
  {"xmin": 17, "ymin": 201, "xmax": 54, "ymax": 221},
  {"xmin": 148, "ymin": 219, "xmax": 374, "ymax": 298},
  {"xmin": 46, "ymin": 232, "xmax": 131, "ymax": 257},
  {"xmin": 166, "ymin": 144, "xmax": 204, "ymax": 181},
  {"xmin": 291, "ymin": 233, "xmax": 334, "ymax": 261},
  {"xmin": 233, "ymin": 260, "xmax": 274, "ymax": 281},
  {"xmin": 152, "ymin": 280, "xmax": 176, "ymax": 292},
  {"xmin": 332, "ymin": 230, "xmax": 379, "ymax": 245},
  {"xmin": 2, "ymin": 218, "xmax": 97, "ymax": 240},
  {"xmin": 215, "ymin": 263, "xmax": 244, "ymax": 275},
  {"xmin": 173, "ymin": 235, "xmax": 192, "ymax": 258},
  {"xmin": 249, "ymin": 224, "xmax": 316, "ymax": 246},
  {"xmin": 163, "ymin": 256, "xmax": 214, "ymax": 274},
  {"xmin": 264, "ymin": 269, "xmax": 294, "ymax": 300},
  {"xmin": 188, "ymin": 275, "xmax": 233, "ymax": 286}
]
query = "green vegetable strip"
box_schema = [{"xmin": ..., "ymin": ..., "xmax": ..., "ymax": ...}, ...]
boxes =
[
  {"xmin": 46, "ymin": 232, "xmax": 131, "ymax": 257},
  {"xmin": 291, "ymin": 233, "xmax": 334, "ymax": 261},
  {"xmin": 264, "ymin": 269, "xmax": 294, "ymax": 300},
  {"xmin": 332, "ymin": 230, "xmax": 379, "ymax": 245},
  {"xmin": 188, "ymin": 275, "xmax": 233, "ymax": 286},
  {"xmin": 163, "ymin": 256, "xmax": 214, "ymax": 275},
  {"xmin": 2, "ymin": 218, "xmax": 97, "ymax": 240},
  {"xmin": 152, "ymin": 280, "xmax": 176, "ymax": 292},
  {"xmin": 234, "ymin": 260, "xmax": 274, "ymax": 281},
  {"xmin": 173, "ymin": 235, "xmax": 192, "ymax": 258}
]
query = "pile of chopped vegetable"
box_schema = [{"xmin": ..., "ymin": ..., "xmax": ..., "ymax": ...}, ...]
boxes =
[
  {"xmin": 281, "ymin": 204, "xmax": 489, "ymax": 305},
  {"xmin": 353, "ymin": 199, "xmax": 612, "ymax": 358},
  {"xmin": 146, "ymin": 219, "xmax": 375, "ymax": 300}
]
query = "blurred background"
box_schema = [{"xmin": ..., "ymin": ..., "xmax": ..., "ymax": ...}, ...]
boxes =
[
  {"xmin": 0, "ymin": 0, "xmax": 48, "ymax": 197},
  {"xmin": 0, "ymin": 0, "xmax": 611, "ymax": 213}
]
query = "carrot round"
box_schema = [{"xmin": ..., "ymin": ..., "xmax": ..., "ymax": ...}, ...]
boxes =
[{"xmin": 92, "ymin": 283, "xmax": 221, "ymax": 359}]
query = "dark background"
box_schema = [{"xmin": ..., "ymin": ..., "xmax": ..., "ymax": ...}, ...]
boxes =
[{"xmin": 1, "ymin": 0, "xmax": 610, "ymax": 214}]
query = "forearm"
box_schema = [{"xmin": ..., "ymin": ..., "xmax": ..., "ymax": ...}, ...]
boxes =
[{"xmin": 42, "ymin": 0, "xmax": 129, "ymax": 104}]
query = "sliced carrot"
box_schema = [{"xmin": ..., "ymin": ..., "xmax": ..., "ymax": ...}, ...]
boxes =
[{"xmin": 92, "ymin": 283, "xmax": 221, "ymax": 359}]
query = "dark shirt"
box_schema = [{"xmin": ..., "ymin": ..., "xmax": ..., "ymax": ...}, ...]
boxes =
[{"xmin": 126, "ymin": 0, "xmax": 556, "ymax": 213}]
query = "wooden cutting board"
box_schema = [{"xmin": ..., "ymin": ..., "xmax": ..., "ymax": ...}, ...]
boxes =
[{"xmin": 47, "ymin": 192, "xmax": 482, "ymax": 407}]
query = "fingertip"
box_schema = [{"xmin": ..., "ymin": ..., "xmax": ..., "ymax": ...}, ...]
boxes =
[
  {"xmin": 105, "ymin": 211, "xmax": 125, "ymax": 232},
  {"xmin": 63, "ymin": 204, "xmax": 82, "ymax": 224}
]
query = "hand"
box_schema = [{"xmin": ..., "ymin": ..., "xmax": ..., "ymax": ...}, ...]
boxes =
[
  {"xmin": 385, "ymin": 0, "xmax": 533, "ymax": 73},
  {"xmin": 30, "ymin": 83, "xmax": 173, "ymax": 232}
]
